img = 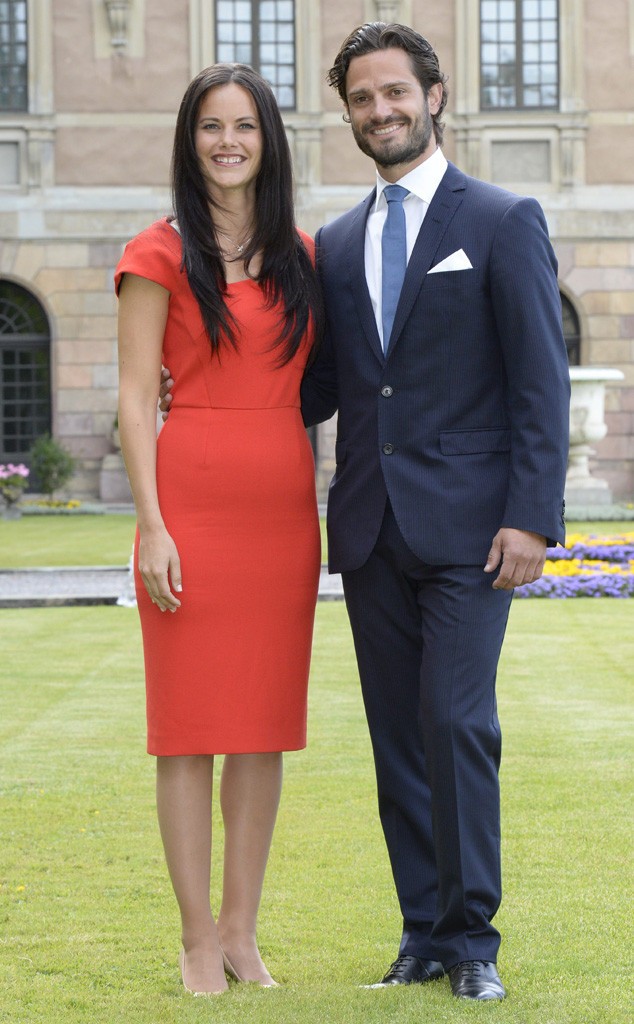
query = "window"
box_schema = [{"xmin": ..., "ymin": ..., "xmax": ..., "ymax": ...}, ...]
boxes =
[
  {"xmin": 0, "ymin": 281, "xmax": 51, "ymax": 465},
  {"xmin": 0, "ymin": 0, "xmax": 28, "ymax": 112},
  {"xmin": 481, "ymin": 0, "xmax": 558, "ymax": 110},
  {"xmin": 215, "ymin": 1, "xmax": 296, "ymax": 109},
  {"xmin": 560, "ymin": 292, "xmax": 580, "ymax": 365}
]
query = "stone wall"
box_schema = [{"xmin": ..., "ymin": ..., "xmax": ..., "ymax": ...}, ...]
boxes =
[{"xmin": 557, "ymin": 238, "xmax": 634, "ymax": 501}]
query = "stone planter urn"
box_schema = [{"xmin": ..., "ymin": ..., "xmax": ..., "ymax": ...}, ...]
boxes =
[
  {"xmin": 1, "ymin": 502, "xmax": 22, "ymax": 520},
  {"xmin": 565, "ymin": 367, "xmax": 624, "ymax": 506}
]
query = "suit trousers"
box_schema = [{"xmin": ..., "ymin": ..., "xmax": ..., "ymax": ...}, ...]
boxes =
[{"xmin": 341, "ymin": 501, "xmax": 513, "ymax": 967}]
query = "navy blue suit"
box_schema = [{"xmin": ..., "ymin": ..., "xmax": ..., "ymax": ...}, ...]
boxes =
[{"xmin": 302, "ymin": 161, "xmax": 570, "ymax": 967}]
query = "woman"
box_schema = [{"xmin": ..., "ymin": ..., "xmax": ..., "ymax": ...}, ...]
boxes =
[{"xmin": 115, "ymin": 64, "xmax": 322, "ymax": 996}]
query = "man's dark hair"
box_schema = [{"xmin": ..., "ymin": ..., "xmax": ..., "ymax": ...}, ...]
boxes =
[
  {"xmin": 327, "ymin": 22, "xmax": 448, "ymax": 146},
  {"xmin": 172, "ymin": 63, "xmax": 322, "ymax": 363}
]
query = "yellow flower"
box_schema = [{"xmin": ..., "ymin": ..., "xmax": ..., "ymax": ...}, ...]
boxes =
[{"xmin": 544, "ymin": 555, "xmax": 634, "ymax": 579}]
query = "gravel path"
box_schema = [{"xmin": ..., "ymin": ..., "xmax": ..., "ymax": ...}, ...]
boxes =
[{"xmin": 0, "ymin": 565, "xmax": 343, "ymax": 608}]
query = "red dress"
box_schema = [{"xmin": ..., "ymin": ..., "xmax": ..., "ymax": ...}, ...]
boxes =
[{"xmin": 115, "ymin": 219, "xmax": 320, "ymax": 755}]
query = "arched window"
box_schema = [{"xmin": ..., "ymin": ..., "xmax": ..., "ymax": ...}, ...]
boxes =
[
  {"xmin": 0, "ymin": 281, "xmax": 51, "ymax": 466},
  {"xmin": 560, "ymin": 292, "xmax": 580, "ymax": 365}
]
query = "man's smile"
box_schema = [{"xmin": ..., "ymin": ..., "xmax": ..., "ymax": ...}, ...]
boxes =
[
  {"xmin": 364, "ymin": 117, "xmax": 410, "ymax": 139},
  {"xmin": 371, "ymin": 123, "xmax": 403, "ymax": 136}
]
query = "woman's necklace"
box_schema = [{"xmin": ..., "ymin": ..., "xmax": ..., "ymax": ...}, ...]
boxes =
[{"xmin": 215, "ymin": 227, "xmax": 252, "ymax": 260}]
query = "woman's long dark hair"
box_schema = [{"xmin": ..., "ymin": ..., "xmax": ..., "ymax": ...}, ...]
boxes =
[{"xmin": 171, "ymin": 63, "xmax": 322, "ymax": 364}]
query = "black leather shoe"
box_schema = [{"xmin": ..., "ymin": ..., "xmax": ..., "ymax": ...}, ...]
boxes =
[
  {"xmin": 363, "ymin": 954, "xmax": 445, "ymax": 988},
  {"xmin": 448, "ymin": 960, "xmax": 506, "ymax": 1000}
]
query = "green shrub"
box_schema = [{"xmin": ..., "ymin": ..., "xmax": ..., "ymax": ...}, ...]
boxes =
[{"xmin": 29, "ymin": 433, "xmax": 76, "ymax": 498}]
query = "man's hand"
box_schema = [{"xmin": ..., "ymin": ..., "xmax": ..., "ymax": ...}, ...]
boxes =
[
  {"xmin": 158, "ymin": 366, "xmax": 174, "ymax": 421},
  {"xmin": 484, "ymin": 528, "xmax": 547, "ymax": 590}
]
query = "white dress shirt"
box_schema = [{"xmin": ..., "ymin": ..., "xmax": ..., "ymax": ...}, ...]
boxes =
[{"xmin": 365, "ymin": 147, "xmax": 448, "ymax": 347}]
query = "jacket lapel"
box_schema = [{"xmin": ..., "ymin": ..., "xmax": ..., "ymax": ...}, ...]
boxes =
[
  {"xmin": 345, "ymin": 189, "xmax": 385, "ymax": 366},
  {"xmin": 388, "ymin": 163, "xmax": 467, "ymax": 354}
]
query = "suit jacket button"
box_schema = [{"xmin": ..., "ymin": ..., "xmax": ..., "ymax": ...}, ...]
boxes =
[
  {"xmin": 381, "ymin": 385, "xmax": 393, "ymax": 397},
  {"xmin": 382, "ymin": 443, "xmax": 394, "ymax": 455}
]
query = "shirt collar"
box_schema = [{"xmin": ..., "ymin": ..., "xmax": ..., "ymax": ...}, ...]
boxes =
[{"xmin": 374, "ymin": 147, "xmax": 448, "ymax": 210}]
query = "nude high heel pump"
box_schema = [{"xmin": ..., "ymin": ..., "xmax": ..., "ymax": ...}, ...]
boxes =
[
  {"xmin": 221, "ymin": 947, "xmax": 279, "ymax": 987},
  {"xmin": 179, "ymin": 948, "xmax": 227, "ymax": 997}
]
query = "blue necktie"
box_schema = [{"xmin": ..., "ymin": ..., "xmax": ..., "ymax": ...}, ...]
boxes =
[{"xmin": 381, "ymin": 184, "xmax": 409, "ymax": 352}]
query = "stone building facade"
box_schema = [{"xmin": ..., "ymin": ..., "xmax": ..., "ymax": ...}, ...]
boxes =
[{"xmin": 1, "ymin": 0, "xmax": 633, "ymax": 502}]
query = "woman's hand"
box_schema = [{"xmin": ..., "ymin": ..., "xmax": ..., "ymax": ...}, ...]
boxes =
[{"xmin": 138, "ymin": 527, "xmax": 183, "ymax": 612}]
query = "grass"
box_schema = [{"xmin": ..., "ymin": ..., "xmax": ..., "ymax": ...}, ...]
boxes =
[
  {"xmin": 1, "ymin": 516, "xmax": 631, "ymax": 569},
  {"xmin": 0, "ymin": 514, "xmax": 137, "ymax": 568},
  {"xmin": 0, "ymin": 600, "xmax": 632, "ymax": 1023}
]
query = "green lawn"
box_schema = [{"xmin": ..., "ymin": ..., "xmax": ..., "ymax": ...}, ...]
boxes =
[
  {"xmin": 0, "ymin": 514, "xmax": 138, "ymax": 567},
  {"xmin": 0, "ymin": 601, "xmax": 631, "ymax": 1023},
  {"xmin": 1, "ymin": 515, "xmax": 631, "ymax": 569}
]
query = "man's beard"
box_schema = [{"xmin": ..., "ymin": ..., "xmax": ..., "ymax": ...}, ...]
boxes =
[{"xmin": 351, "ymin": 109, "xmax": 433, "ymax": 169}]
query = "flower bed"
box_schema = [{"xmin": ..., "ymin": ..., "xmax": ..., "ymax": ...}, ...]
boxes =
[
  {"xmin": 515, "ymin": 532, "xmax": 634, "ymax": 598},
  {"xmin": 22, "ymin": 499, "xmax": 83, "ymax": 514}
]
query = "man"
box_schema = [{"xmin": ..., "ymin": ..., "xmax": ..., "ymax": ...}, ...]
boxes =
[
  {"xmin": 299, "ymin": 23, "xmax": 569, "ymax": 1001},
  {"xmin": 160, "ymin": 22, "xmax": 570, "ymax": 1001}
]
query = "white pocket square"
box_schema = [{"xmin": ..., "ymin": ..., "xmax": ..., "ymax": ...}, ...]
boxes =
[{"xmin": 428, "ymin": 249, "xmax": 473, "ymax": 274}]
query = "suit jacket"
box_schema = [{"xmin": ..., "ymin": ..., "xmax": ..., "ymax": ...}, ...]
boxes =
[{"xmin": 301, "ymin": 161, "xmax": 570, "ymax": 574}]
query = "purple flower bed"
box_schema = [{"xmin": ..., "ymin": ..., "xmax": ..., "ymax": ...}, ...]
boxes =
[
  {"xmin": 514, "ymin": 533, "xmax": 634, "ymax": 598},
  {"xmin": 515, "ymin": 573, "xmax": 634, "ymax": 598},
  {"xmin": 549, "ymin": 542, "xmax": 634, "ymax": 564}
]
